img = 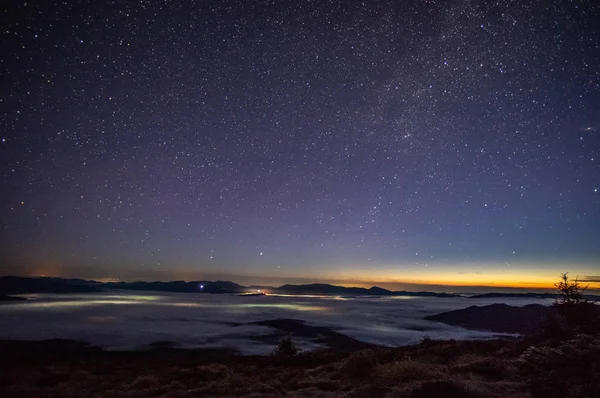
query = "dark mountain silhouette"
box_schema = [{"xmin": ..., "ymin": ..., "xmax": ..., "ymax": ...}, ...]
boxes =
[
  {"xmin": 0, "ymin": 276, "xmax": 460, "ymax": 296},
  {"xmin": 468, "ymin": 292, "xmax": 600, "ymax": 301},
  {"xmin": 45, "ymin": 277, "xmax": 103, "ymax": 286},
  {"xmin": 246, "ymin": 319, "xmax": 373, "ymax": 349},
  {"xmin": 469, "ymin": 292, "xmax": 556, "ymax": 299},
  {"xmin": 102, "ymin": 281, "xmax": 460, "ymax": 296},
  {"xmin": 8, "ymin": 276, "xmax": 595, "ymax": 300},
  {"xmin": 104, "ymin": 280, "xmax": 245, "ymax": 294},
  {"xmin": 0, "ymin": 294, "xmax": 27, "ymax": 301},
  {"xmin": 0, "ymin": 276, "xmax": 102, "ymax": 295},
  {"xmin": 276, "ymin": 283, "xmax": 370, "ymax": 295},
  {"xmin": 424, "ymin": 303, "xmax": 553, "ymax": 334},
  {"xmin": 274, "ymin": 283, "xmax": 460, "ymax": 297},
  {"xmin": 393, "ymin": 290, "xmax": 460, "ymax": 298},
  {"xmin": 367, "ymin": 286, "xmax": 393, "ymax": 295}
]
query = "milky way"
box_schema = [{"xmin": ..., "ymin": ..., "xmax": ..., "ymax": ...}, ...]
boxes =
[{"xmin": 1, "ymin": 0, "xmax": 599, "ymax": 285}]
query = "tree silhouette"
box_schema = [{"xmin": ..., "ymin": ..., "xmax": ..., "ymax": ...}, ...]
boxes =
[
  {"xmin": 553, "ymin": 273, "xmax": 589, "ymax": 306},
  {"xmin": 549, "ymin": 273, "xmax": 599, "ymax": 337}
]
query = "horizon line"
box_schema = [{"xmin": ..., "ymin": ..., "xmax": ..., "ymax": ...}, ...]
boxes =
[{"xmin": 6, "ymin": 273, "xmax": 600, "ymax": 294}]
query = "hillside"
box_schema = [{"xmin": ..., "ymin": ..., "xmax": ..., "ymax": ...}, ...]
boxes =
[
  {"xmin": 0, "ymin": 276, "xmax": 101, "ymax": 295},
  {"xmin": 425, "ymin": 304, "xmax": 552, "ymax": 334},
  {"xmin": 1, "ymin": 335, "xmax": 598, "ymax": 397}
]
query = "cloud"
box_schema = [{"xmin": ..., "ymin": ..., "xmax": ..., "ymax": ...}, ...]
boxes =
[
  {"xmin": 577, "ymin": 276, "xmax": 600, "ymax": 283},
  {"xmin": 0, "ymin": 293, "xmax": 540, "ymax": 353}
]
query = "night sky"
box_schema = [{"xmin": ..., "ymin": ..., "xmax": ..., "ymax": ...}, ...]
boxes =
[{"xmin": 1, "ymin": 0, "xmax": 599, "ymax": 290}]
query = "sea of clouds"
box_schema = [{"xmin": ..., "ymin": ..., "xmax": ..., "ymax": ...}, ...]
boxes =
[{"xmin": 0, "ymin": 291, "xmax": 554, "ymax": 354}]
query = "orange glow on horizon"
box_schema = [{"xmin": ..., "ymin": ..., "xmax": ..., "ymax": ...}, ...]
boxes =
[{"xmin": 316, "ymin": 265, "xmax": 600, "ymax": 291}]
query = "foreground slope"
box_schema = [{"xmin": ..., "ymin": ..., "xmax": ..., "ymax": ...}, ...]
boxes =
[{"xmin": 1, "ymin": 335, "xmax": 599, "ymax": 398}]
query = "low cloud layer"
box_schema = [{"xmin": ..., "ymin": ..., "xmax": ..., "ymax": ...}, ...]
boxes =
[{"xmin": 0, "ymin": 292, "xmax": 553, "ymax": 354}]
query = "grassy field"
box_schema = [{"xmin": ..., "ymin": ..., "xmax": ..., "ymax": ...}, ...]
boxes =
[{"xmin": 1, "ymin": 334, "xmax": 598, "ymax": 398}]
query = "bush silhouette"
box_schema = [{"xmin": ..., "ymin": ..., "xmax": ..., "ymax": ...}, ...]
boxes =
[
  {"xmin": 420, "ymin": 335, "xmax": 433, "ymax": 346},
  {"xmin": 272, "ymin": 336, "xmax": 299, "ymax": 356}
]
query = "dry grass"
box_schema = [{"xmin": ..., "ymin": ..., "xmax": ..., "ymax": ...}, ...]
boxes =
[
  {"xmin": 518, "ymin": 334, "xmax": 600, "ymax": 398},
  {"xmin": 373, "ymin": 359, "xmax": 445, "ymax": 384},
  {"xmin": 1, "ymin": 336, "xmax": 598, "ymax": 397},
  {"xmin": 450, "ymin": 355, "xmax": 510, "ymax": 379},
  {"xmin": 131, "ymin": 375, "xmax": 160, "ymax": 389}
]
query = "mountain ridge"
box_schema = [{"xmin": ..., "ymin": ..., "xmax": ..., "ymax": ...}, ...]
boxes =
[
  {"xmin": 2, "ymin": 276, "xmax": 598, "ymax": 299},
  {"xmin": 0, "ymin": 276, "xmax": 459, "ymax": 297}
]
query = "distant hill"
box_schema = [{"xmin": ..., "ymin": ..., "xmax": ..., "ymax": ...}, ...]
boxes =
[
  {"xmin": 0, "ymin": 276, "xmax": 462, "ymax": 296},
  {"xmin": 0, "ymin": 276, "xmax": 102, "ymax": 295},
  {"xmin": 0, "ymin": 294, "xmax": 27, "ymax": 302},
  {"xmin": 247, "ymin": 318, "xmax": 373, "ymax": 350},
  {"xmin": 104, "ymin": 280, "xmax": 246, "ymax": 294},
  {"xmin": 103, "ymin": 281, "xmax": 461, "ymax": 296},
  {"xmin": 276, "ymin": 283, "xmax": 370, "ymax": 295},
  {"xmin": 6, "ymin": 276, "xmax": 596, "ymax": 300},
  {"xmin": 367, "ymin": 286, "xmax": 393, "ymax": 295},
  {"xmin": 246, "ymin": 285, "xmax": 276, "ymax": 291},
  {"xmin": 425, "ymin": 303, "xmax": 552, "ymax": 334},
  {"xmin": 274, "ymin": 283, "xmax": 460, "ymax": 298},
  {"xmin": 45, "ymin": 277, "xmax": 104, "ymax": 287},
  {"xmin": 468, "ymin": 293, "xmax": 557, "ymax": 299},
  {"xmin": 468, "ymin": 292, "xmax": 600, "ymax": 301},
  {"xmin": 393, "ymin": 290, "xmax": 461, "ymax": 298}
]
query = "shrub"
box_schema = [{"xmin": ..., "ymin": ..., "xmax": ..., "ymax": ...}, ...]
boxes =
[
  {"xmin": 420, "ymin": 335, "xmax": 434, "ymax": 346},
  {"xmin": 272, "ymin": 336, "xmax": 299, "ymax": 356}
]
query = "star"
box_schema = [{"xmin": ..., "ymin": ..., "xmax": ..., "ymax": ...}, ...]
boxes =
[{"xmin": 0, "ymin": 0, "xmax": 597, "ymax": 287}]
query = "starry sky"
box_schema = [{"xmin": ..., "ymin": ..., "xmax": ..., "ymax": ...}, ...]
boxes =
[{"xmin": 1, "ymin": 0, "xmax": 599, "ymax": 291}]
